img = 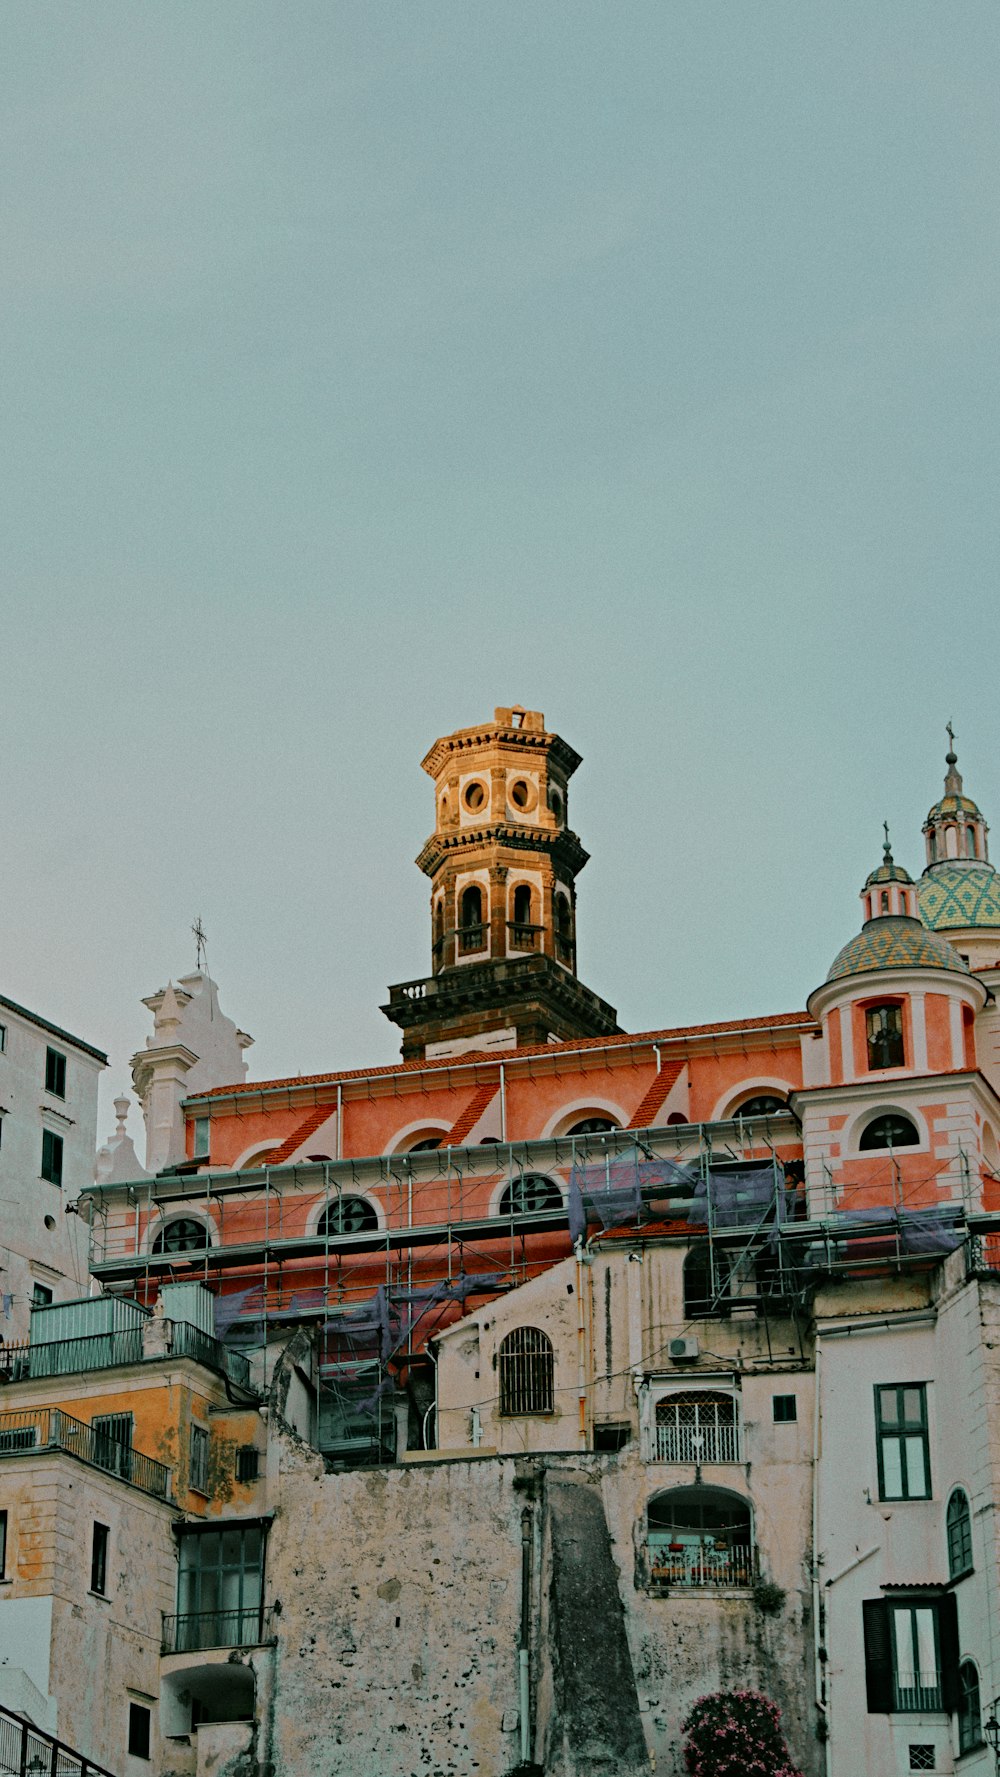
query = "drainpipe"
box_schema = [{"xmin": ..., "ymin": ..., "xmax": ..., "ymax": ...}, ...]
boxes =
[
  {"xmin": 519, "ymin": 1504, "xmax": 532, "ymax": 1765},
  {"xmin": 499, "ymin": 1062, "xmax": 507, "ymax": 1142},
  {"xmin": 812, "ymin": 1340, "xmax": 832, "ymax": 1777},
  {"xmin": 336, "ymin": 1081, "xmax": 343, "ymax": 1161},
  {"xmin": 574, "ymin": 1238, "xmax": 587, "ymax": 1444}
]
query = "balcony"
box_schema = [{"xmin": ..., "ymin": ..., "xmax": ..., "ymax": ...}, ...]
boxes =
[
  {"xmin": 0, "ymin": 1322, "xmax": 252, "ymax": 1394},
  {"xmin": 0, "ymin": 1699, "xmax": 116, "ymax": 1777},
  {"xmin": 507, "ymin": 921, "xmax": 541, "ymax": 952},
  {"xmin": 457, "ymin": 923, "xmax": 486, "ymax": 955},
  {"xmin": 653, "ymin": 1422, "xmax": 742, "ymax": 1464},
  {"xmin": 648, "ymin": 1544, "xmax": 757, "ymax": 1590},
  {"xmin": 162, "ymin": 1606, "xmax": 275, "ymax": 1655},
  {"xmin": 0, "ymin": 1408, "xmax": 170, "ymax": 1499},
  {"xmin": 894, "ymin": 1672, "xmax": 942, "ymax": 1713}
]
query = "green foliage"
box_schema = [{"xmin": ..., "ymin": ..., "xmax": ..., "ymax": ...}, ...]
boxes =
[
  {"xmin": 682, "ymin": 1689, "xmax": 803, "ymax": 1777},
  {"xmin": 753, "ymin": 1579, "xmax": 786, "ymax": 1615}
]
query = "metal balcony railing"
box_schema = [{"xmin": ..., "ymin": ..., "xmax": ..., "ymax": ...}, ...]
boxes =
[
  {"xmin": 507, "ymin": 921, "xmax": 541, "ymax": 951},
  {"xmin": 966, "ymin": 1233, "xmax": 1000, "ymax": 1277},
  {"xmin": 893, "ymin": 1672, "xmax": 942, "ymax": 1713},
  {"xmin": 162, "ymin": 1605, "xmax": 274, "ymax": 1655},
  {"xmin": 648, "ymin": 1544, "xmax": 757, "ymax": 1590},
  {"xmin": 0, "ymin": 1698, "xmax": 116, "ymax": 1777},
  {"xmin": 0, "ymin": 1324, "xmax": 252, "ymax": 1394},
  {"xmin": 654, "ymin": 1422, "xmax": 742, "ymax": 1464},
  {"xmin": 168, "ymin": 1322, "xmax": 252, "ymax": 1391},
  {"xmin": 0, "ymin": 1408, "xmax": 170, "ymax": 1499},
  {"xmin": 457, "ymin": 924, "xmax": 486, "ymax": 955}
]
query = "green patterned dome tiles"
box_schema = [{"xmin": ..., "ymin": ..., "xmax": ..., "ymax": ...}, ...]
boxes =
[
  {"xmin": 918, "ymin": 864, "xmax": 1000, "ymax": 932},
  {"xmin": 827, "ymin": 916, "xmax": 969, "ymax": 983},
  {"xmin": 925, "ymin": 793, "xmax": 982, "ymax": 820},
  {"xmin": 864, "ymin": 860, "xmax": 913, "ymax": 888}
]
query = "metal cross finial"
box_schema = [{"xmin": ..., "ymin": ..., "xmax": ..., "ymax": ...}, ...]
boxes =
[
  {"xmin": 192, "ymin": 917, "xmax": 207, "ymax": 970},
  {"xmin": 946, "ymin": 719, "xmax": 956, "ymax": 752},
  {"xmin": 883, "ymin": 820, "xmax": 892, "ymax": 860}
]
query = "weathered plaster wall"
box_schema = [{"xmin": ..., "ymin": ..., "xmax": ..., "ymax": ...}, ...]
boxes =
[{"xmin": 261, "ymin": 1417, "xmax": 819, "ymax": 1777}]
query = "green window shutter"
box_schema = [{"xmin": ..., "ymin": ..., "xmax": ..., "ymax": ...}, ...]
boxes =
[
  {"xmin": 938, "ymin": 1592, "xmax": 960, "ymax": 1714},
  {"xmin": 863, "ymin": 1599, "xmax": 894, "ymax": 1713}
]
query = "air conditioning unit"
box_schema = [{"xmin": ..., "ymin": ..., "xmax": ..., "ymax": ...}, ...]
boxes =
[{"xmin": 668, "ymin": 1336, "xmax": 699, "ymax": 1362}]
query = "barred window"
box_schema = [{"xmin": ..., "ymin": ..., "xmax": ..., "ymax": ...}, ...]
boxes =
[
  {"xmin": 499, "ymin": 1327, "xmax": 554, "ymax": 1416},
  {"xmin": 655, "ymin": 1392, "xmax": 741, "ymax": 1464}
]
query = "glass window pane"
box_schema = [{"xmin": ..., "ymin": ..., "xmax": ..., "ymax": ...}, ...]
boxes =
[
  {"xmin": 221, "ymin": 1529, "xmax": 242, "ymax": 1567},
  {"xmin": 243, "ymin": 1527, "xmax": 261, "ymax": 1566},
  {"xmin": 879, "ymin": 1389, "xmax": 899, "ymax": 1425},
  {"xmin": 901, "ymin": 1389, "xmax": 924, "ymax": 1426},
  {"xmin": 894, "ymin": 1609, "xmax": 917, "ymax": 1683},
  {"xmin": 904, "ymin": 1437, "xmax": 928, "ymax": 1497},
  {"xmin": 913, "ymin": 1610, "xmax": 936, "ymax": 1677},
  {"xmin": 881, "ymin": 1437, "xmax": 903, "ymax": 1497}
]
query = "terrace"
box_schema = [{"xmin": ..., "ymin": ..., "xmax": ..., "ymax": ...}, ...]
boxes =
[{"xmin": 0, "ymin": 1406, "xmax": 170, "ymax": 1500}]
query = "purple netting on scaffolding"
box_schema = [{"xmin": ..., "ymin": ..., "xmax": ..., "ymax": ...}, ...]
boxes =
[
  {"xmin": 827, "ymin": 1205, "xmax": 963, "ymax": 1255},
  {"xmin": 687, "ymin": 1166, "xmax": 786, "ymax": 1230},
  {"xmin": 568, "ymin": 1151, "xmax": 698, "ymax": 1244}
]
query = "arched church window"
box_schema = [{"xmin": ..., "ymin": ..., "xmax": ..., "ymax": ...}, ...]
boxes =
[
  {"xmin": 880, "ymin": 891, "xmax": 890, "ymax": 913},
  {"xmin": 499, "ymin": 1174, "xmax": 563, "ymax": 1216},
  {"xmin": 152, "ymin": 1218, "xmax": 210, "ymax": 1255},
  {"xmin": 929, "ymin": 830, "xmax": 938, "ymax": 861},
  {"xmin": 858, "ymin": 1112, "xmax": 919, "ymax": 1151},
  {"xmin": 866, "ymin": 1004, "xmax": 905, "ymax": 1070},
  {"xmin": 734, "ymin": 1095, "xmax": 785, "ymax": 1119},
  {"xmin": 566, "ymin": 1116, "xmax": 619, "ymax": 1137},
  {"xmin": 967, "ymin": 826, "xmax": 978, "ymax": 858},
  {"xmin": 317, "ymin": 1196, "xmax": 379, "ymax": 1237}
]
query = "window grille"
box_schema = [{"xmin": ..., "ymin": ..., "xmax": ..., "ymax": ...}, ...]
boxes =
[
  {"xmin": 655, "ymin": 1393, "xmax": 740, "ymax": 1464},
  {"xmin": 499, "ymin": 1174, "xmax": 562, "ymax": 1216},
  {"xmin": 860, "ymin": 1113, "xmax": 919, "ymax": 1151},
  {"xmin": 866, "ymin": 1004, "xmax": 905, "ymax": 1070},
  {"xmin": 499, "ymin": 1327, "xmax": 554, "ymax": 1416},
  {"xmin": 318, "ymin": 1196, "xmax": 378, "ymax": 1237},
  {"xmin": 152, "ymin": 1218, "xmax": 209, "ymax": 1254},
  {"xmin": 946, "ymin": 1489, "xmax": 973, "ymax": 1578},
  {"xmin": 908, "ymin": 1747, "xmax": 935, "ymax": 1772},
  {"xmin": 236, "ymin": 1445, "xmax": 259, "ymax": 1483}
]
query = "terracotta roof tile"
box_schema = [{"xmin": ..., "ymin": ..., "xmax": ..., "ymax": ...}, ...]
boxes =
[
  {"xmin": 627, "ymin": 1061, "xmax": 684, "ymax": 1129},
  {"xmin": 191, "ymin": 1011, "xmax": 814, "ymax": 1105}
]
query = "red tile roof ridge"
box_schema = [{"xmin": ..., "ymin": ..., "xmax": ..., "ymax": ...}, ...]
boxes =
[{"xmin": 191, "ymin": 1010, "xmax": 815, "ymax": 1103}]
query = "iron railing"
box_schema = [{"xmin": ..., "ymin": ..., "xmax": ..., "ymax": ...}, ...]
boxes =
[
  {"xmin": 457, "ymin": 924, "xmax": 486, "ymax": 955},
  {"xmin": 893, "ymin": 1672, "xmax": 942, "ymax": 1713},
  {"xmin": 507, "ymin": 922, "xmax": 541, "ymax": 951},
  {"xmin": 0, "ymin": 1700, "xmax": 116, "ymax": 1777},
  {"xmin": 162, "ymin": 1605, "xmax": 274, "ymax": 1654},
  {"xmin": 0, "ymin": 1325, "xmax": 251, "ymax": 1394},
  {"xmin": 0, "ymin": 1408, "xmax": 169, "ymax": 1499},
  {"xmin": 648, "ymin": 1544, "xmax": 757, "ymax": 1590},
  {"xmin": 654, "ymin": 1421, "xmax": 742, "ymax": 1464},
  {"xmin": 27, "ymin": 1328, "xmax": 144, "ymax": 1380},
  {"xmin": 168, "ymin": 1322, "xmax": 252, "ymax": 1391}
]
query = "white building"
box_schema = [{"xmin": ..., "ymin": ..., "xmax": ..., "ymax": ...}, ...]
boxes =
[{"xmin": 0, "ymin": 993, "xmax": 106, "ymax": 1341}]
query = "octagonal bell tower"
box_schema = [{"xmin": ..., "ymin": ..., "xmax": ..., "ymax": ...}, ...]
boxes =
[{"xmin": 382, "ymin": 706, "xmax": 620, "ymax": 1060}]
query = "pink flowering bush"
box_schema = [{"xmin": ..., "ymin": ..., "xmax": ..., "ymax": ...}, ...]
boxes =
[{"xmin": 682, "ymin": 1689, "xmax": 803, "ymax": 1777}]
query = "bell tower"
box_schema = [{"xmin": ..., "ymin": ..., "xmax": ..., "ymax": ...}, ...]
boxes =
[{"xmin": 382, "ymin": 706, "xmax": 621, "ymax": 1060}]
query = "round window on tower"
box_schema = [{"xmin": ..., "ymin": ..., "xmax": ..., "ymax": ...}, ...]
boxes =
[
  {"xmin": 463, "ymin": 781, "xmax": 487, "ymax": 813},
  {"xmin": 509, "ymin": 778, "xmax": 537, "ymax": 814}
]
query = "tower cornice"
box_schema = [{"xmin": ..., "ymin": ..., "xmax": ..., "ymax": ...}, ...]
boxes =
[{"xmin": 415, "ymin": 823, "xmax": 589, "ymax": 878}]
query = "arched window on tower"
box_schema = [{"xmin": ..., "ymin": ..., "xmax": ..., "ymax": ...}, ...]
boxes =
[
  {"xmin": 967, "ymin": 826, "xmax": 978, "ymax": 858},
  {"xmin": 433, "ymin": 899, "xmax": 445, "ymax": 967},
  {"xmin": 866, "ymin": 1004, "xmax": 905, "ymax": 1070},
  {"xmin": 459, "ymin": 884, "xmax": 485, "ymax": 954},
  {"xmin": 880, "ymin": 891, "xmax": 890, "ymax": 913},
  {"xmin": 929, "ymin": 830, "xmax": 938, "ymax": 862},
  {"xmin": 554, "ymin": 893, "xmax": 574, "ymax": 966},
  {"xmin": 510, "ymin": 883, "xmax": 536, "ymax": 949}
]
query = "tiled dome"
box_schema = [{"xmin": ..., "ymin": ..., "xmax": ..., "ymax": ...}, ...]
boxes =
[
  {"xmin": 864, "ymin": 858, "xmax": 913, "ymax": 890},
  {"xmin": 919, "ymin": 863, "xmax": 1000, "ymax": 932},
  {"xmin": 827, "ymin": 917, "xmax": 970, "ymax": 983}
]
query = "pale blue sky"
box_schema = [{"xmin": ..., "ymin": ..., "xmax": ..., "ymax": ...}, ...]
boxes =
[{"xmin": 2, "ymin": 4, "xmax": 998, "ymax": 1148}]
